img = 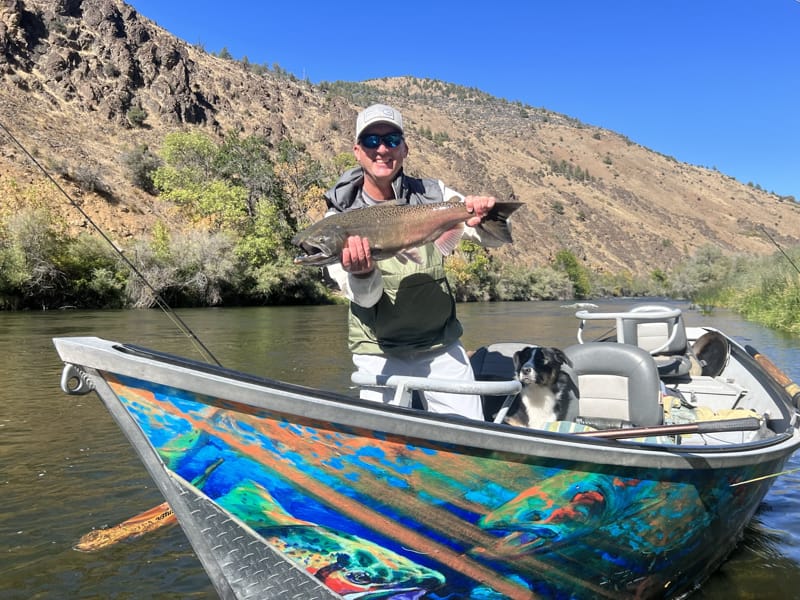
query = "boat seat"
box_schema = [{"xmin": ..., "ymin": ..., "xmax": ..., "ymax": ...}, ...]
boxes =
[
  {"xmin": 470, "ymin": 342, "xmax": 531, "ymax": 421},
  {"xmin": 563, "ymin": 342, "xmax": 663, "ymax": 428},
  {"xmin": 620, "ymin": 305, "xmax": 695, "ymax": 379},
  {"xmin": 576, "ymin": 305, "xmax": 697, "ymax": 379}
]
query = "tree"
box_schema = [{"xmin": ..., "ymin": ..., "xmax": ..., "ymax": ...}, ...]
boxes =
[
  {"xmin": 216, "ymin": 132, "xmax": 278, "ymax": 217},
  {"xmin": 152, "ymin": 131, "xmax": 251, "ymax": 230},
  {"xmin": 125, "ymin": 106, "xmax": 148, "ymax": 128},
  {"xmin": 149, "ymin": 130, "xmax": 330, "ymax": 304},
  {"xmin": 274, "ymin": 139, "xmax": 328, "ymax": 229},
  {"xmin": 554, "ymin": 249, "xmax": 591, "ymax": 299},
  {"xmin": 446, "ymin": 240, "xmax": 494, "ymax": 301}
]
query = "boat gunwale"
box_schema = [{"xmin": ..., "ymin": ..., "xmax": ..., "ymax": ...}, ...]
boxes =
[{"xmin": 53, "ymin": 336, "xmax": 800, "ymax": 472}]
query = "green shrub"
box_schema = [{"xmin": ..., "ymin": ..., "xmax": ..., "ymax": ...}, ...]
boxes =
[
  {"xmin": 554, "ymin": 249, "xmax": 591, "ymax": 299},
  {"xmin": 126, "ymin": 106, "xmax": 148, "ymax": 128},
  {"xmin": 123, "ymin": 144, "xmax": 161, "ymax": 193}
]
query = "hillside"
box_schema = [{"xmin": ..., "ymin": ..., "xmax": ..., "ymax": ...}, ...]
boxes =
[{"xmin": 2, "ymin": 0, "xmax": 799, "ymax": 279}]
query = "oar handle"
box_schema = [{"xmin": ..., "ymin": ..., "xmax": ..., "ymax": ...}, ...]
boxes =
[{"xmin": 694, "ymin": 417, "xmax": 763, "ymax": 434}]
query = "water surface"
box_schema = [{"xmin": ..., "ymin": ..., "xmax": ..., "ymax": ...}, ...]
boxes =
[{"xmin": 2, "ymin": 301, "xmax": 799, "ymax": 598}]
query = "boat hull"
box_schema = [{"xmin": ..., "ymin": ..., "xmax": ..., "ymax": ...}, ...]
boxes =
[{"xmin": 54, "ymin": 337, "xmax": 800, "ymax": 599}]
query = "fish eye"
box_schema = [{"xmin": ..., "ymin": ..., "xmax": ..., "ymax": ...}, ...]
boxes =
[
  {"xmin": 523, "ymin": 510, "xmax": 544, "ymax": 522},
  {"xmin": 346, "ymin": 571, "xmax": 375, "ymax": 585}
]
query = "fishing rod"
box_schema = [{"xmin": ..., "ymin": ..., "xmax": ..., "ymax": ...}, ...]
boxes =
[
  {"xmin": 759, "ymin": 224, "xmax": 800, "ymax": 276},
  {"xmin": 0, "ymin": 120, "xmax": 222, "ymax": 367},
  {"xmin": 0, "ymin": 121, "xmax": 228, "ymax": 550}
]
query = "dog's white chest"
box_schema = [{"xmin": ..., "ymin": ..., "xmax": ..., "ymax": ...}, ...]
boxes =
[{"xmin": 520, "ymin": 386, "xmax": 558, "ymax": 428}]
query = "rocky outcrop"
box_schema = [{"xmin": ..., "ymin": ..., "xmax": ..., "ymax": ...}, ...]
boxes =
[{"xmin": 1, "ymin": 0, "xmax": 218, "ymax": 126}]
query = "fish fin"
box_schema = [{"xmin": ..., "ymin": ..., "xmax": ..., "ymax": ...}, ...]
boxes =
[
  {"xmin": 478, "ymin": 201, "xmax": 524, "ymax": 244},
  {"xmin": 372, "ymin": 199, "xmax": 405, "ymax": 208},
  {"xmin": 434, "ymin": 224, "xmax": 465, "ymax": 255},
  {"xmin": 395, "ymin": 248, "xmax": 424, "ymax": 264}
]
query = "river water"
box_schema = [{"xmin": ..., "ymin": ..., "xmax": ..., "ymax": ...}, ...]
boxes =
[{"xmin": 2, "ymin": 300, "xmax": 800, "ymax": 599}]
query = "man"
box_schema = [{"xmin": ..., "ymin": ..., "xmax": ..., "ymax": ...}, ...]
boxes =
[{"xmin": 325, "ymin": 104, "xmax": 503, "ymax": 419}]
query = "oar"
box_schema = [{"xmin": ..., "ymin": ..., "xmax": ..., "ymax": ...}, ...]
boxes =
[
  {"xmin": 573, "ymin": 416, "xmax": 763, "ymax": 440},
  {"xmin": 745, "ymin": 344, "xmax": 800, "ymax": 408},
  {"xmin": 74, "ymin": 458, "xmax": 223, "ymax": 551},
  {"xmin": 74, "ymin": 502, "xmax": 175, "ymax": 552}
]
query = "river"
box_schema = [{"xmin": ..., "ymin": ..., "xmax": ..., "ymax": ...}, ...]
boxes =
[{"xmin": 2, "ymin": 300, "xmax": 799, "ymax": 599}]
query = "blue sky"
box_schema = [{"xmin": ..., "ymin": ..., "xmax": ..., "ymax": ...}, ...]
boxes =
[{"xmin": 127, "ymin": 0, "xmax": 799, "ymax": 200}]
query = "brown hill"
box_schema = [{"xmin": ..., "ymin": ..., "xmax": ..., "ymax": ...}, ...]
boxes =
[{"xmin": 2, "ymin": 0, "xmax": 799, "ymax": 278}]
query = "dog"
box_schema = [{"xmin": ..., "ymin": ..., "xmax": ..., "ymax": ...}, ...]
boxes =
[{"xmin": 503, "ymin": 346, "xmax": 575, "ymax": 429}]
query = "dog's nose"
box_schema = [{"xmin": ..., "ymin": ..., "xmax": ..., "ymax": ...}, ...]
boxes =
[{"xmin": 522, "ymin": 367, "xmax": 533, "ymax": 375}]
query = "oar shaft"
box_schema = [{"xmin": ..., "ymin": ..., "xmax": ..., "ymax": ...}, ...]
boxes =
[
  {"xmin": 574, "ymin": 417, "xmax": 762, "ymax": 440},
  {"xmin": 745, "ymin": 344, "xmax": 800, "ymax": 408}
]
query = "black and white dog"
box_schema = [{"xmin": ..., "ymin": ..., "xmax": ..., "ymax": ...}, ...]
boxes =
[{"xmin": 504, "ymin": 346, "xmax": 575, "ymax": 428}]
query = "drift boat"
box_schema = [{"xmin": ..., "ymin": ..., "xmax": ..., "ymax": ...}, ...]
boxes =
[{"xmin": 54, "ymin": 305, "xmax": 800, "ymax": 599}]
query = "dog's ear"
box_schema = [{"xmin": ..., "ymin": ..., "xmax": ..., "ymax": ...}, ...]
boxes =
[
  {"xmin": 513, "ymin": 346, "xmax": 534, "ymax": 370},
  {"xmin": 512, "ymin": 349, "xmax": 523, "ymax": 371},
  {"xmin": 553, "ymin": 348, "xmax": 572, "ymax": 367}
]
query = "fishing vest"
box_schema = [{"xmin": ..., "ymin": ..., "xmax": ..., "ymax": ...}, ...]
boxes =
[
  {"xmin": 324, "ymin": 168, "xmax": 464, "ymax": 356},
  {"xmin": 325, "ymin": 166, "xmax": 447, "ymax": 211}
]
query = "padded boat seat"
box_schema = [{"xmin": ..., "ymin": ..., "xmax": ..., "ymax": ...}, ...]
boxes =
[
  {"xmin": 470, "ymin": 342, "xmax": 530, "ymax": 421},
  {"xmin": 564, "ymin": 342, "xmax": 663, "ymax": 427},
  {"xmin": 620, "ymin": 305, "xmax": 695, "ymax": 379}
]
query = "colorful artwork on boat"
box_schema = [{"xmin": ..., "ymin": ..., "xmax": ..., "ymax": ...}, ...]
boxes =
[{"xmin": 106, "ymin": 372, "xmax": 776, "ymax": 599}]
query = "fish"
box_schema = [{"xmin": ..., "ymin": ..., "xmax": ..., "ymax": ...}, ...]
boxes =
[
  {"xmin": 292, "ymin": 199, "xmax": 523, "ymax": 266},
  {"xmin": 476, "ymin": 471, "xmax": 711, "ymax": 557},
  {"xmin": 215, "ymin": 480, "xmax": 446, "ymax": 599}
]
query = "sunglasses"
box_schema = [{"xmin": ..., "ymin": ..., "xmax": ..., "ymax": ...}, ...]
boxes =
[{"xmin": 359, "ymin": 132, "xmax": 404, "ymax": 149}]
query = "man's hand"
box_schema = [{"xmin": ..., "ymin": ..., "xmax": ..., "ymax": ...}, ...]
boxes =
[
  {"xmin": 464, "ymin": 195, "xmax": 496, "ymax": 227},
  {"xmin": 341, "ymin": 235, "xmax": 374, "ymax": 276}
]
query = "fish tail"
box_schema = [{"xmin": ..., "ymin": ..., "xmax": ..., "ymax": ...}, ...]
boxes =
[{"xmin": 480, "ymin": 201, "xmax": 524, "ymax": 244}]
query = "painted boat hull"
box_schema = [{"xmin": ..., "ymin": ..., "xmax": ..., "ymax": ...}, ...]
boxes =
[{"xmin": 54, "ymin": 336, "xmax": 800, "ymax": 599}]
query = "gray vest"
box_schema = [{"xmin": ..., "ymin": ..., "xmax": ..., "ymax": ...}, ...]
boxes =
[{"xmin": 325, "ymin": 167, "xmax": 446, "ymax": 211}]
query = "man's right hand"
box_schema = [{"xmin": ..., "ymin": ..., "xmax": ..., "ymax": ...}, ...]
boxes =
[{"xmin": 341, "ymin": 235, "xmax": 374, "ymax": 276}]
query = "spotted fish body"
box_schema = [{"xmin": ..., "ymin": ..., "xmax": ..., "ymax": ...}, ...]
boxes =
[
  {"xmin": 477, "ymin": 471, "xmax": 711, "ymax": 556},
  {"xmin": 215, "ymin": 480, "xmax": 446, "ymax": 599},
  {"xmin": 292, "ymin": 200, "xmax": 523, "ymax": 266}
]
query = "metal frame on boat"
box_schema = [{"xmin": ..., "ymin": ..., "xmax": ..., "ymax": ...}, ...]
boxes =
[{"xmin": 53, "ymin": 305, "xmax": 800, "ymax": 599}]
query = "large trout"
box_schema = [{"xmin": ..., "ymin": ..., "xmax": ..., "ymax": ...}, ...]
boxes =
[{"xmin": 292, "ymin": 199, "xmax": 523, "ymax": 266}]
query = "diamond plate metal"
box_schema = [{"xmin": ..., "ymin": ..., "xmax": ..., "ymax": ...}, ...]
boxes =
[{"xmin": 169, "ymin": 476, "xmax": 341, "ymax": 600}]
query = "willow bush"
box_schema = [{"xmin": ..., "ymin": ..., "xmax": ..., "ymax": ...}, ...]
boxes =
[{"xmin": 0, "ymin": 207, "xmax": 124, "ymax": 309}]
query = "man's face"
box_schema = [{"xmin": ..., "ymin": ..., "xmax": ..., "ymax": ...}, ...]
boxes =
[{"xmin": 354, "ymin": 124, "xmax": 408, "ymax": 183}]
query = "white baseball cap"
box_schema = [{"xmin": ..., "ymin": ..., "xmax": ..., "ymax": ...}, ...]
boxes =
[{"xmin": 355, "ymin": 104, "xmax": 404, "ymax": 140}]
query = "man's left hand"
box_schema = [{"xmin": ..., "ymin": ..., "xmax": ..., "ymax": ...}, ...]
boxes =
[{"xmin": 464, "ymin": 195, "xmax": 496, "ymax": 227}]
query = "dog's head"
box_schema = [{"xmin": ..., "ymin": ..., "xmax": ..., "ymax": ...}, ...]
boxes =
[{"xmin": 513, "ymin": 346, "xmax": 572, "ymax": 387}]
